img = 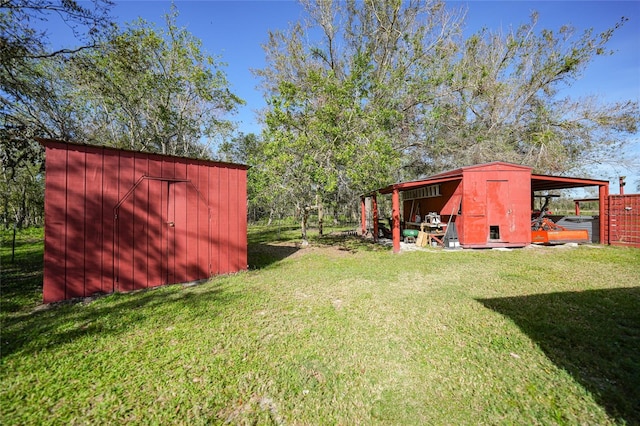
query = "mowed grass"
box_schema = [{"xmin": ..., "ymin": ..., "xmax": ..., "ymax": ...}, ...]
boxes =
[{"xmin": 1, "ymin": 227, "xmax": 639, "ymax": 425}]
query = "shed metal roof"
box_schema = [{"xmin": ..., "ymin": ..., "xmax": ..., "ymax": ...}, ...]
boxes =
[
  {"xmin": 36, "ymin": 138, "xmax": 249, "ymax": 170},
  {"xmin": 365, "ymin": 162, "xmax": 609, "ymax": 196}
]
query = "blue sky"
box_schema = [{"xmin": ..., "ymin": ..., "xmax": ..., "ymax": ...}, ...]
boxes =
[{"xmin": 47, "ymin": 1, "xmax": 640, "ymax": 187}]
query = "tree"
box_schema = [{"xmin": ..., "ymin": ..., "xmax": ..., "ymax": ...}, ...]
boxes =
[
  {"xmin": 1, "ymin": 0, "xmax": 114, "ymax": 139},
  {"xmin": 219, "ymin": 132, "xmax": 278, "ymax": 223},
  {"xmin": 68, "ymin": 6, "xmax": 244, "ymax": 157},
  {"xmin": 255, "ymin": 0, "xmax": 463, "ymax": 239},
  {"xmin": 1, "ymin": 0, "xmax": 113, "ymax": 228},
  {"xmin": 0, "ymin": 0, "xmax": 112, "ymax": 62},
  {"xmin": 422, "ymin": 13, "xmax": 639, "ymax": 175}
]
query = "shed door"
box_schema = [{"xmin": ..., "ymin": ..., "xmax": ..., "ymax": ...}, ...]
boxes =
[
  {"xmin": 114, "ymin": 178, "xmax": 211, "ymax": 292},
  {"xmin": 486, "ymin": 180, "xmax": 513, "ymax": 243}
]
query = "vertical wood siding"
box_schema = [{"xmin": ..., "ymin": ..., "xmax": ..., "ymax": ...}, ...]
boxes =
[{"xmin": 42, "ymin": 140, "xmax": 247, "ymax": 303}]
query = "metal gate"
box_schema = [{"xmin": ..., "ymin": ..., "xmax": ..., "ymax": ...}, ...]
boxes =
[{"xmin": 607, "ymin": 194, "xmax": 640, "ymax": 248}]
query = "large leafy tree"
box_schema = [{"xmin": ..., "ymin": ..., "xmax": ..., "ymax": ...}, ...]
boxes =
[
  {"xmin": 425, "ymin": 13, "xmax": 639, "ymax": 174},
  {"xmin": 1, "ymin": 0, "xmax": 113, "ymax": 228},
  {"xmin": 1, "ymin": 0, "xmax": 113, "ymax": 139},
  {"xmin": 255, "ymin": 0, "xmax": 463, "ymax": 238},
  {"xmin": 0, "ymin": 0, "xmax": 112, "ymax": 62},
  {"xmin": 218, "ymin": 132, "xmax": 279, "ymax": 223},
  {"xmin": 68, "ymin": 7, "xmax": 244, "ymax": 157}
]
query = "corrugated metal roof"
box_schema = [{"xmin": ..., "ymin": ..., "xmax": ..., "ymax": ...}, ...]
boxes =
[{"xmin": 364, "ymin": 161, "xmax": 609, "ymax": 196}]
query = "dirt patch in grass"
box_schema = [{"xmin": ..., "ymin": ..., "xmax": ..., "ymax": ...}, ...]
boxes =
[
  {"xmin": 249, "ymin": 237, "xmax": 372, "ymax": 269},
  {"xmin": 289, "ymin": 243, "xmax": 356, "ymax": 259}
]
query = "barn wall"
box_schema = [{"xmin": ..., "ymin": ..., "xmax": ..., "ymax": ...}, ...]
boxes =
[
  {"xmin": 401, "ymin": 180, "xmax": 462, "ymax": 223},
  {"xmin": 459, "ymin": 166, "xmax": 531, "ymax": 248},
  {"xmin": 42, "ymin": 141, "xmax": 247, "ymax": 303}
]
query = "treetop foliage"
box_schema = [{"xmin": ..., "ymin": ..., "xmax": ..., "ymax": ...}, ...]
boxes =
[
  {"xmin": 67, "ymin": 7, "xmax": 244, "ymax": 156},
  {"xmin": 1, "ymin": 0, "xmax": 114, "ymax": 229}
]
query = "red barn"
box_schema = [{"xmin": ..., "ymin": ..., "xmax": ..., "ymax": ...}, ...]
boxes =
[
  {"xmin": 362, "ymin": 162, "xmax": 609, "ymax": 252},
  {"xmin": 40, "ymin": 139, "xmax": 248, "ymax": 303}
]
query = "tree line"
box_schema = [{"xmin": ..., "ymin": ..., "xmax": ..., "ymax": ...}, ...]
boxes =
[{"xmin": 2, "ymin": 0, "xmax": 638, "ymax": 235}]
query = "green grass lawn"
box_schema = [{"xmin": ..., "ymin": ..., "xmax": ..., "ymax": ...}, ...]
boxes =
[{"xmin": 1, "ymin": 227, "xmax": 639, "ymax": 425}]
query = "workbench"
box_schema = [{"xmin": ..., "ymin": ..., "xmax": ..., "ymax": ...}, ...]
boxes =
[{"xmin": 407, "ymin": 222, "xmax": 447, "ymax": 247}]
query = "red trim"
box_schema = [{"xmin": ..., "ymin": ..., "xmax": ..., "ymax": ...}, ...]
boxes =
[
  {"xmin": 392, "ymin": 189, "xmax": 400, "ymax": 253},
  {"xmin": 376, "ymin": 176, "xmax": 463, "ymax": 195}
]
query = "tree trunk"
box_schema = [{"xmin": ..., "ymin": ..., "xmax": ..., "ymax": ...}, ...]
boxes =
[
  {"xmin": 301, "ymin": 206, "xmax": 309, "ymax": 243},
  {"xmin": 2, "ymin": 194, "xmax": 8, "ymax": 230},
  {"xmin": 15, "ymin": 186, "xmax": 27, "ymax": 229},
  {"xmin": 317, "ymin": 195, "xmax": 324, "ymax": 236}
]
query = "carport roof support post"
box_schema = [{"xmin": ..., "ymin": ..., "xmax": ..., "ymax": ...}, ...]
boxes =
[
  {"xmin": 372, "ymin": 194, "xmax": 379, "ymax": 242},
  {"xmin": 392, "ymin": 188, "xmax": 400, "ymax": 253}
]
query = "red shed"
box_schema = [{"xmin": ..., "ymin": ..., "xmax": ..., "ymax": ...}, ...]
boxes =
[
  {"xmin": 40, "ymin": 139, "xmax": 248, "ymax": 303},
  {"xmin": 362, "ymin": 161, "xmax": 609, "ymax": 252}
]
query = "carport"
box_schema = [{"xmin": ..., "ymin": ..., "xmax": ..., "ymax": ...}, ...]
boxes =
[{"xmin": 361, "ymin": 162, "xmax": 609, "ymax": 252}]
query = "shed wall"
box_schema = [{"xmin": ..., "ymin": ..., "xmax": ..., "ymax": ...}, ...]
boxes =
[
  {"xmin": 401, "ymin": 180, "xmax": 462, "ymax": 223},
  {"xmin": 43, "ymin": 141, "xmax": 247, "ymax": 303},
  {"xmin": 459, "ymin": 167, "xmax": 531, "ymax": 247}
]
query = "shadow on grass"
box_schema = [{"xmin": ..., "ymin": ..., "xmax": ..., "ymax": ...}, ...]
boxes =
[
  {"xmin": 0, "ymin": 243, "xmax": 44, "ymax": 313},
  {"xmin": 1, "ymin": 282, "xmax": 239, "ymax": 359},
  {"xmin": 248, "ymin": 243, "xmax": 300, "ymax": 269},
  {"xmin": 246, "ymin": 224, "xmax": 301, "ymax": 269},
  {"xmin": 2, "ymin": 230, "xmax": 242, "ymax": 359},
  {"xmin": 478, "ymin": 287, "xmax": 640, "ymax": 424}
]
